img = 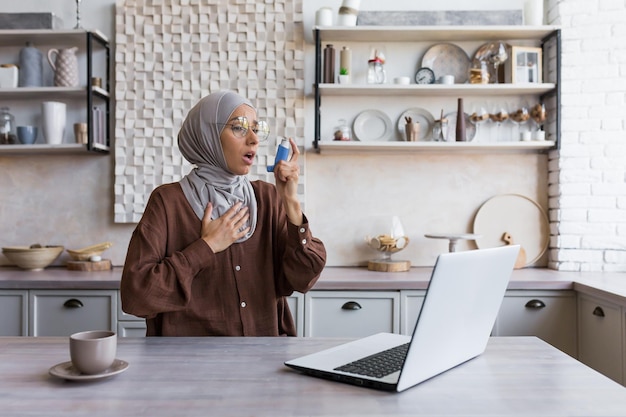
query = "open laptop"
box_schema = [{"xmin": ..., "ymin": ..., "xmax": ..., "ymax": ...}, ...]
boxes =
[{"xmin": 284, "ymin": 245, "xmax": 520, "ymax": 392}]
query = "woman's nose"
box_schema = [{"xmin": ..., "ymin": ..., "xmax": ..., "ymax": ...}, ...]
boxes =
[{"xmin": 247, "ymin": 129, "xmax": 259, "ymax": 144}]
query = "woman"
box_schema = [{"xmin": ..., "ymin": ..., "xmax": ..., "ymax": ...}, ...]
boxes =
[{"xmin": 120, "ymin": 90, "xmax": 326, "ymax": 336}]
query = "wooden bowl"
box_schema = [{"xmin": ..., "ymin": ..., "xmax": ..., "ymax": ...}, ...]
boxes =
[
  {"xmin": 2, "ymin": 245, "xmax": 64, "ymax": 271},
  {"xmin": 66, "ymin": 242, "xmax": 112, "ymax": 261}
]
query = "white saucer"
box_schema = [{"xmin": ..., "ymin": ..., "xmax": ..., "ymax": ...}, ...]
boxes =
[{"xmin": 49, "ymin": 359, "xmax": 129, "ymax": 381}]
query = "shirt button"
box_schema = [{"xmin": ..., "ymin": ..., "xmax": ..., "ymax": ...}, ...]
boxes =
[
  {"xmin": 301, "ymin": 239, "xmax": 307, "ymax": 245},
  {"xmin": 235, "ymin": 265, "xmax": 241, "ymax": 271},
  {"xmin": 240, "ymin": 301, "xmax": 247, "ymax": 308},
  {"xmin": 299, "ymin": 227, "xmax": 306, "ymax": 233}
]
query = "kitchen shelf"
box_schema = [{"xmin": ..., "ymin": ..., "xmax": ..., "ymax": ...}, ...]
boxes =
[
  {"xmin": 0, "ymin": 29, "xmax": 111, "ymax": 154},
  {"xmin": 0, "ymin": 86, "xmax": 109, "ymax": 100},
  {"xmin": 313, "ymin": 25, "xmax": 561, "ymax": 152},
  {"xmin": 314, "ymin": 25, "xmax": 561, "ymax": 43},
  {"xmin": 0, "ymin": 143, "xmax": 108, "ymax": 155},
  {"xmin": 0, "ymin": 29, "xmax": 108, "ymax": 46},
  {"xmin": 317, "ymin": 140, "xmax": 556, "ymax": 154},
  {"xmin": 318, "ymin": 83, "xmax": 556, "ymax": 97}
]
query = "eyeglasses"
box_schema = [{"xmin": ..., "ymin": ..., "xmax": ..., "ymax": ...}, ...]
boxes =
[{"xmin": 215, "ymin": 117, "xmax": 270, "ymax": 142}]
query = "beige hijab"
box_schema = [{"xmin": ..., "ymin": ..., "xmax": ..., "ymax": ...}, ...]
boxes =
[{"xmin": 178, "ymin": 91, "xmax": 257, "ymax": 242}]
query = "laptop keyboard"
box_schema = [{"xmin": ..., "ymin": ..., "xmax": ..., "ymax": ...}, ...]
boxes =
[{"xmin": 334, "ymin": 343, "xmax": 410, "ymax": 378}]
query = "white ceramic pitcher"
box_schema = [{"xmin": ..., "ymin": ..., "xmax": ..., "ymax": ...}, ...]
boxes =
[{"xmin": 47, "ymin": 47, "xmax": 79, "ymax": 87}]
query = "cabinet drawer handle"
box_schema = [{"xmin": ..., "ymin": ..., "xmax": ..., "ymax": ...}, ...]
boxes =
[
  {"xmin": 524, "ymin": 299, "xmax": 546, "ymax": 309},
  {"xmin": 592, "ymin": 306, "xmax": 605, "ymax": 317},
  {"xmin": 63, "ymin": 299, "xmax": 84, "ymax": 309},
  {"xmin": 341, "ymin": 301, "xmax": 362, "ymax": 310}
]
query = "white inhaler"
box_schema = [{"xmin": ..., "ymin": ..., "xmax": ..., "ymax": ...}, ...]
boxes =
[{"xmin": 267, "ymin": 138, "xmax": 290, "ymax": 172}]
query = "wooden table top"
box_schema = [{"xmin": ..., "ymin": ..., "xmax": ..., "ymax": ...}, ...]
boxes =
[{"xmin": 1, "ymin": 336, "xmax": 626, "ymax": 416}]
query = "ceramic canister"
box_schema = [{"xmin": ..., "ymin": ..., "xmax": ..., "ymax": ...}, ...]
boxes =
[
  {"xmin": 0, "ymin": 65, "xmax": 18, "ymax": 88},
  {"xmin": 18, "ymin": 42, "xmax": 43, "ymax": 87},
  {"xmin": 338, "ymin": 0, "xmax": 360, "ymax": 26},
  {"xmin": 315, "ymin": 7, "xmax": 333, "ymax": 26}
]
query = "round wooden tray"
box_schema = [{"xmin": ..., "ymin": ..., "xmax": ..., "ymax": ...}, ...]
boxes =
[{"xmin": 473, "ymin": 194, "xmax": 549, "ymax": 266}]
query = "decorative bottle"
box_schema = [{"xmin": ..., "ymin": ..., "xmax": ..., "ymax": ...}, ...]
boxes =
[
  {"xmin": 339, "ymin": 46, "xmax": 351, "ymax": 83},
  {"xmin": 455, "ymin": 98, "xmax": 467, "ymax": 142},
  {"xmin": 323, "ymin": 44, "xmax": 335, "ymax": 84},
  {"xmin": 18, "ymin": 42, "xmax": 43, "ymax": 87}
]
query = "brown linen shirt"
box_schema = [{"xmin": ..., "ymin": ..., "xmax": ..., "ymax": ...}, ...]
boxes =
[{"xmin": 120, "ymin": 181, "xmax": 326, "ymax": 336}]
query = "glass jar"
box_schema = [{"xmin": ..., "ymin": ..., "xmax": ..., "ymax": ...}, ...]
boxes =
[
  {"xmin": 469, "ymin": 60, "xmax": 490, "ymax": 84},
  {"xmin": 0, "ymin": 106, "xmax": 17, "ymax": 145},
  {"xmin": 333, "ymin": 119, "xmax": 351, "ymax": 141},
  {"xmin": 367, "ymin": 58, "xmax": 386, "ymax": 84}
]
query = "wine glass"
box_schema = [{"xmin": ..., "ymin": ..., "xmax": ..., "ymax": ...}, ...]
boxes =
[
  {"xmin": 530, "ymin": 102, "xmax": 547, "ymax": 140},
  {"xmin": 469, "ymin": 102, "xmax": 489, "ymax": 142},
  {"xmin": 489, "ymin": 102, "xmax": 509, "ymax": 141},
  {"xmin": 510, "ymin": 101, "xmax": 530, "ymax": 141},
  {"xmin": 74, "ymin": 0, "xmax": 83, "ymax": 29},
  {"xmin": 530, "ymin": 102, "xmax": 547, "ymax": 130}
]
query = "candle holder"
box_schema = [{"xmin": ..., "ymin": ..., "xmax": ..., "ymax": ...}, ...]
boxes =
[{"xmin": 74, "ymin": 0, "xmax": 83, "ymax": 29}]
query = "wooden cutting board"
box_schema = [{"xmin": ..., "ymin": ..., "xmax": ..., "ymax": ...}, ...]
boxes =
[
  {"xmin": 367, "ymin": 259, "xmax": 411, "ymax": 272},
  {"xmin": 66, "ymin": 259, "xmax": 112, "ymax": 271}
]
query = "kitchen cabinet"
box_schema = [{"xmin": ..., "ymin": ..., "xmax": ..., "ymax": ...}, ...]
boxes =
[
  {"xmin": 312, "ymin": 26, "xmax": 560, "ymax": 153},
  {"xmin": 304, "ymin": 290, "xmax": 400, "ymax": 337},
  {"xmin": 577, "ymin": 293, "xmax": 623, "ymax": 384},
  {"xmin": 29, "ymin": 289, "xmax": 116, "ymax": 336},
  {"xmin": 115, "ymin": 292, "xmax": 304, "ymax": 337},
  {"xmin": 117, "ymin": 292, "xmax": 146, "ymax": 337},
  {"xmin": 0, "ymin": 29, "xmax": 110, "ymax": 154},
  {"xmin": 0, "ymin": 290, "xmax": 28, "ymax": 336},
  {"xmin": 400, "ymin": 290, "xmax": 426, "ymax": 335},
  {"xmin": 287, "ymin": 292, "xmax": 304, "ymax": 337},
  {"xmin": 492, "ymin": 290, "xmax": 577, "ymax": 357}
]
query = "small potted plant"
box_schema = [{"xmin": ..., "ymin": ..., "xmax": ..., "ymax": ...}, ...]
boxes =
[{"xmin": 338, "ymin": 67, "xmax": 350, "ymax": 84}]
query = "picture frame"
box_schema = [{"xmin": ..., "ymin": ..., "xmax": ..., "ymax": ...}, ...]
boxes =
[{"xmin": 504, "ymin": 46, "xmax": 543, "ymax": 84}]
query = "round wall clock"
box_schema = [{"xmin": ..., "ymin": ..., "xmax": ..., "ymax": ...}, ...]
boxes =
[{"xmin": 415, "ymin": 67, "xmax": 435, "ymax": 84}]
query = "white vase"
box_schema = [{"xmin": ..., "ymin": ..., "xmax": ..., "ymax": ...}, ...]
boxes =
[
  {"xmin": 41, "ymin": 101, "xmax": 66, "ymax": 145},
  {"xmin": 524, "ymin": 0, "xmax": 544, "ymax": 26}
]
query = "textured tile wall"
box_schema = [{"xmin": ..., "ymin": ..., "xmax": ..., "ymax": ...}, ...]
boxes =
[{"xmin": 114, "ymin": 0, "xmax": 305, "ymax": 223}]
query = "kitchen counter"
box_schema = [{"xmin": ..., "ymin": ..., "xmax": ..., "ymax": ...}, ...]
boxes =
[
  {"xmin": 0, "ymin": 267, "xmax": 122, "ymax": 290},
  {"xmin": 0, "ymin": 266, "xmax": 625, "ymax": 301},
  {"xmin": 1, "ymin": 336, "xmax": 625, "ymax": 416}
]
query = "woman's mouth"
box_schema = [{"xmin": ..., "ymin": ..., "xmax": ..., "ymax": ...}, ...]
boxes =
[{"xmin": 243, "ymin": 151, "xmax": 256, "ymax": 165}]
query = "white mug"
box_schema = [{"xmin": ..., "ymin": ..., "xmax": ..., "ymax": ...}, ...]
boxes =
[
  {"xmin": 41, "ymin": 101, "xmax": 66, "ymax": 145},
  {"xmin": 439, "ymin": 75, "xmax": 455, "ymax": 85}
]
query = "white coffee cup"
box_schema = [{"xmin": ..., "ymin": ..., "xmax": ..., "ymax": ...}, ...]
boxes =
[
  {"xmin": 394, "ymin": 76, "xmax": 411, "ymax": 85},
  {"xmin": 439, "ymin": 75, "xmax": 455, "ymax": 85},
  {"xmin": 70, "ymin": 330, "xmax": 117, "ymax": 375},
  {"xmin": 533, "ymin": 130, "xmax": 546, "ymax": 141}
]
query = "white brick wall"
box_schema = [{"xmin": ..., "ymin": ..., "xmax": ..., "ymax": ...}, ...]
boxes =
[{"xmin": 549, "ymin": 0, "xmax": 626, "ymax": 271}]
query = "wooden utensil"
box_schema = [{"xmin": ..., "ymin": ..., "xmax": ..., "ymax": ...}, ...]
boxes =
[{"xmin": 502, "ymin": 232, "xmax": 527, "ymax": 269}]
